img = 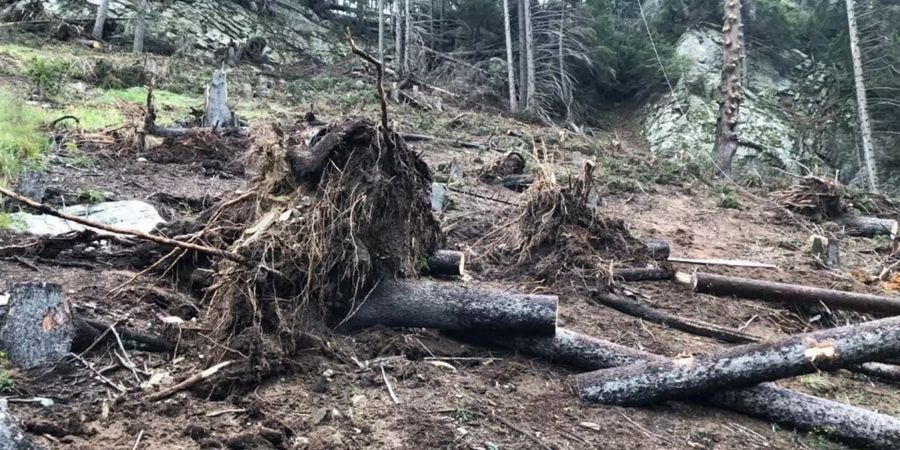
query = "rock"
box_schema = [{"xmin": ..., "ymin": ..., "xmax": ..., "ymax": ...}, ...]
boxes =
[
  {"xmin": 430, "ymin": 183, "xmax": 448, "ymax": 213},
  {"xmin": 15, "ymin": 171, "xmax": 48, "ymax": 204},
  {"xmin": 0, "ymin": 283, "xmax": 74, "ymax": 370},
  {"xmin": 9, "ymin": 200, "xmax": 165, "ymax": 236},
  {"xmin": 0, "ymin": 400, "xmax": 43, "ymax": 450}
]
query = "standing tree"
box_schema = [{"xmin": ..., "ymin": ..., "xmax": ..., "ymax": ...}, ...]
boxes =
[
  {"xmin": 845, "ymin": 0, "xmax": 880, "ymax": 193},
  {"xmin": 404, "ymin": 0, "xmax": 411, "ymax": 74},
  {"xmin": 378, "ymin": 0, "xmax": 385, "ymax": 62},
  {"xmin": 522, "ymin": 0, "xmax": 535, "ymax": 112},
  {"xmin": 518, "ymin": 0, "xmax": 528, "ymax": 110},
  {"xmin": 92, "ymin": 0, "xmax": 111, "ymax": 40},
  {"xmin": 133, "ymin": 0, "xmax": 148, "ymax": 54},
  {"xmin": 395, "ymin": 0, "xmax": 403, "ymax": 74},
  {"xmin": 503, "ymin": 0, "xmax": 517, "ymax": 112},
  {"xmin": 713, "ymin": 0, "xmax": 744, "ymax": 178}
]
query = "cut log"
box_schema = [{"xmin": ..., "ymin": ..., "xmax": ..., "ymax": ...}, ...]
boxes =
[
  {"xmin": 461, "ymin": 328, "xmax": 900, "ymax": 448},
  {"xmin": 575, "ymin": 314, "xmax": 900, "ymax": 406},
  {"xmin": 811, "ymin": 235, "xmax": 841, "ymax": 268},
  {"xmin": 680, "ymin": 271, "xmax": 900, "ymax": 315},
  {"xmin": 0, "ymin": 282, "xmax": 75, "ymax": 370},
  {"xmin": 668, "ymin": 257, "xmax": 777, "ymax": 269},
  {"xmin": 839, "ymin": 216, "xmax": 898, "ymax": 240},
  {"xmin": 498, "ymin": 174, "xmax": 535, "ymax": 192},
  {"xmin": 612, "ymin": 267, "xmax": 674, "ymax": 282},
  {"xmin": 341, "ymin": 280, "xmax": 557, "ymax": 335},
  {"xmin": 590, "ymin": 292, "xmax": 758, "ymax": 344},
  {"xmin": 852, "ymin": 362, "xmax": 900, "ymax": 383},
  {"xmin": 423, "ymin": 250, "xmax": 466, "ymax": 278},
  {"xmin": 202, "ymin": 70, "xmax": 236, "ymax": 129},
  {"xmin": 642, "ymin": 238, "xmax": 671, "ymax": 260},
  {"xmin": 401, "ymin": 133, "xmax": 482, "ymax": 149},
  {"xmin": 0, "ymin": 399, "xmax": 42, "ymax": 450}
]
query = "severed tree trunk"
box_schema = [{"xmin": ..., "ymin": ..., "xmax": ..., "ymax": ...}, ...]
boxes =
[
  {"xmin": 713, "ymin": 0, "xmax": 744, "ymax": 178},
  {"xmin": 612, "ymin": 267, "xmax": 674, "ymax": 282},
  {"xmin": 459, "ymin": 328, "xmax": 900, "ymax": 449},
  {"xmin": 523, "ymin": 0, "xmax": 535, "ymax": 112},
  {"xmin": 576, "ymin": 314, "xmax": 900, "ymax": 406},
  {"xmin": 422, "ymin": 250, "xmax": 466, "ymax": 277},
  {"xmin": 502, "ymin": 0, "xmax": 517, "ymax": 113},
  {"xmin": 845, "ymin": 0, "xmax": 880, "ymax": 193},
  {"xmin": 340, "ymin": 280, "xmax": 557, "ymax": 335},
  {"xmin": 133, "ymin": 0, "xmax": 148, "ymax": 54},
  {"xmin": 202, "ymin": 70, "xmax": 235, "ymax": 129},
  {"xmin": 680, "ymin": 271, "xmax": 900, "ymax": 315},
  {"xmin": 642, "ymin": 238, "xmax": 670, "ymax": 260},
  {"xmin": 840, "ymin": 216, "xmax": 898, "ymax": 239},
  {"xmin": 811, "ymin": 235, "xmax": 841, "ymax": 268},
  {"xmin": 92, "ymin": 0, "xmax": 111, "ymax": 40}
]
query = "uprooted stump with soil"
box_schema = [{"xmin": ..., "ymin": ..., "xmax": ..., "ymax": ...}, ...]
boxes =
[
  {"xmin": 198, "ymin": 118, "xmax": 441, "ymax": 374},
  {"xmin": 484, "ymin": 163, "xmax": 652, "ymax": 285}
]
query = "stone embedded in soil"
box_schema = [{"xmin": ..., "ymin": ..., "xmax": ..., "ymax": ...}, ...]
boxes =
[
  {"xmin": 9, "ymin": 200, "xmax": 165, "ymax": 236},
  {"xmin": 0, "ymin": 399, "xmax": 43, "ymax": 450},
  {"xmin": 0, "ymin": 282, "xmax": 75, "ymax": 370}
]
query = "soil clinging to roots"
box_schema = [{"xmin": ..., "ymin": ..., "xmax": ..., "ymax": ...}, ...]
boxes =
[{"xmin": 203, "ymin": 118, "xmax": 441, "ymax": 363}]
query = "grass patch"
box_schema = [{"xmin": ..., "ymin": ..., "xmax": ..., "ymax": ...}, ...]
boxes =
[
  {"xmin": 0, "ymin": 351, "xmax": 13, "ymax": 393},
  {"xmin": 99, "ymin": 87, "xmax": 198, "ymax": 123},
  {"xmin": 0, "ymin": 91, "xmax": 49, "ymax": 184}
]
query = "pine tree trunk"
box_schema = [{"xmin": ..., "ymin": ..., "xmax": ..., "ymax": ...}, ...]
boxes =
[
  {"xmin": 502, "ymin": 0, "xmax": 517, "ymax": 112},
  {"xmin": 517, "ymin": 0, "xmax": 528, "ymax": 110},
  {"xmin": 377, "ymin": 0, "xmax": 384, "ymax": 62},
  {"xmin": 404, "ymin": 0, "xmax": 411, "ymax": 74},
  {"xmin": 395, "ymin": 0, "xmax": 403, "ymax": 74},
  {"xmin": 713, "ymin": 0, "xmax": 744, "ymax": 178},
  {"xmin": 133, "ymin": 0, "xmax": 148, "ymax": 54},
  {"xmin": 845, "ymin": 0, "xmax": 880, "ymax": 193},
  {"xmin": 92, "ymin": 0, "xmax": 111, "ymax": 40},
  {"xmin": 523, "ymin": 0, "xmax": 535, "ymax": 112}
]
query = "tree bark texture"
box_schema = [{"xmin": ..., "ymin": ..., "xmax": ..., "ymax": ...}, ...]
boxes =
[
  {"xmin": 423, "ymin": 250, "xmax": 466, "ymax": 277},
  {"xmin": 576, "ymin": 314, "xmax": 900, "ymax": 406},
  {"xmin": 502, "ymin": 0, "xmax": 517, "ymax": 112},
  {"xmin": 92, "ymin": 0, "xmax": 111, "ymax": 40},
  {"xmin": 341, "ymin": 280, "xmax": 557, "ymax": 335},
  {"xmin": 845, "ymin": 0, "xmax": 880, "ymax": 193},
  {"xmin": 457, "ymin": 327, "xmax": 900, "ymax": 449},
  {"xmin": 811, "ymin": 235, "xmax": 841, "ymax": 268},
  {"xmin": 643, "ymin": 238, "xmax": 671, "ymax": 260},
  {"xmin": 403, "ymin": 0, "xmax": 411, "ymax": 74},
  {"xmin": 203, "ymin": 70, "xmax": 235, "ymax": 128},
  {"xmin": 133, "ymin": 0, "xmax": 148, "ymax": 54},
  {"xmin": 713, "ymin": 0, "xmax": 744, "ymax": 178},
  {"xmin": 523, "ymin": 0, "xmax": 535, "ymax": 111},
  {"xmin": 612, "ymin": 267, "xmax": 674, "ymax": 282},
  {"xmin": 683, "ymin": 271, "xmax": 900, "ymax": 315},
  {"xmin": 378, "ymin": 0, "xmax": 384, "ymax": 62},
  {"xmin": 840, "ymin": 216, "xmax": 898, "ymax": 239},
  {"xmin": 395, "ymin": 0, "xmax": 403, "ymax": 74},
  {"xmin": 517, "ymin": 0, "xmax": 527, "ymax": 110}
]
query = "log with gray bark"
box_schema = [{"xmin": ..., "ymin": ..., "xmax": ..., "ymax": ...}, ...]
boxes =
[
  {"xmin": 839, "ymin": 216, "xmax": 898, "ymax": 240},
  {"xmin": 575, "ymin": 314, "xmax": 900, "ymax": 406},
  {"xmin": 679, "ymin": 271, "xmax": 900, "ymax": 315},
  {"xmin": 459, "ymin": 328, "xmax": 900, "ymax": 449},
  {"xmin": 0, "ymin": 399, "xmax": 42, "ymax": 450},
  {"xmin": 340, "ymin": 279, "xmax": 557, "ymax": 335},
  {"xmin": 612, "ymin": 266, "xmax": 674, "ymax": 282},
  {"xmin": 642, "ymin": 238, "xmax": 671, "ymax": 260},
  {"xmin": 422, "ymin": 250, "xmax": 466, "ymax": 277},
  {"xmin": 589, "ymin": 292, "xmax": 758, "ymax": 344}
]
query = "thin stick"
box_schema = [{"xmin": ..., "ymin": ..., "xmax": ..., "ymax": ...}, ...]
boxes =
[
  {"xmin": 668, "ymin": 257, "xmax": 778, "ymax": 269},
  {"xmin": 488, "ymin": 412, "xmax": 553, "ymax": 450},
  {"xmin": 346, "ymin": 29, "xmax": 389, "ymax": 132},
  {"xmin": 0, "ymin": 186, "xmax": 252, "ymax": 267},
  {"xmin": 109, "ymin": 324, "xmax": 140, "ymax": 381},
  {"xmin": 380, "ymin": 364, "xmax": 400, "ymax": 404},
  {"xmin": 132, "ymin": 429, "xmax": 144, "ymax": 450},
  {"xmin": 147, "ymin": 360, "xmax": 233, "ymax": 401},
  {"xmin": 69, "ymin": 352, "xmax": 128, "ymax": 393},
  {"xmin": 205, "ymin": 408, "xmax": 248, "ymax": 418}
]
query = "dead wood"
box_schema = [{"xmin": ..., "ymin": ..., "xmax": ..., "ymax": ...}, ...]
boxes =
[
  {"xmin": 340, "ymin": 279, "xmax": 557, "ymax": 335},
  {"xmin": 811, "ymin": 235, "xmax": 841, "ymax": 268},
  {"xmin": 851, "ymin": 362, "xmax": 900, "ymax": 383},
  {"xmin": 422, "ymin": 250, "xmax": 466, "ymax": 277},
  {"xmin": 612, "ymin": 267, "xmax": 674, "ymax": 282},
  {"xmin": 576, "ymin": 314, "xmax": 900, "ymax": 406},
  {"xmin": 589, "ymin": 292, "xmax": 758, "ymax": 344},
  {"xmin": 642, "ymin": 238, "xmax": 671, "ymax": 261},
  {"xmin": 680, "ymin": 271, "xmax": 900, "ymax": 315},
  {"xmin": 771, "ymin": 176, "xmax": 845, "ymax": 219},
  {"xmin": 839, "ymin": 216, "xmax": 898, "ymax": 240},
  {"xmin": 497, "ymin": 174, "xmax": 535, "ymax": 192},
  {"xmin": 458, "ymin": 328, "xmax": 900, "ymax": 449},
  {"xmin": 147, "ymin": 360, "xmax": 234, "ymax": 401},
  {"xmin": 401, "ymin": 133, "xmax": 482, "ymax": 149}
]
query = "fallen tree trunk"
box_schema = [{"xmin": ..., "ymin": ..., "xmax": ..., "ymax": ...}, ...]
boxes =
[
  {"xmin": 680, "ymin": 271, "xmax": 900, "ymax": 315},
  {"xmin": 590, "ymin": 292, "xmax": 758, "ymax": 344},
  {"xmin": 459, "ymin": 328, "xmax": 900, "ymax": 449},
  {"xmin": 839, "ymin": 216, "xmax": 898, "ymax": 240},
  {"xmin": 575, "ymin": 314, "xmax": 900, "ymax": 406},
  {"xmin": 851, "ymin": 362, "xmax": 900, "ymax": 383},
  {"xmin": 422, "ymin": 250, "xmax": 466, "ymax": 277},
  {"xmin": 612, "ymin": 267, "xmax": 673, "ymax": 282},
  {"xmin": 341, "ymin": 280, "xmax": 557, "ymax": 335},
  {"xmin": 643, "ymin": 238, "xmax": 671, "ymax": 260},
  {"xmin": 400, "ymin": 133, "xmax": 482, "ymax": 149},
  {"xmin": 497, "ymin": 174, "xmax": 534, "ymax": 192}
]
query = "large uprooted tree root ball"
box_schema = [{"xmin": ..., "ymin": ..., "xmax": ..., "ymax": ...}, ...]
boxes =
[
  {"xmin": 204, "ymin": 118, "xmax": 442, "ymax": 367},
  {"xmin": 486, "ymin": 165, "xmax": 650, "ymax": 284}
]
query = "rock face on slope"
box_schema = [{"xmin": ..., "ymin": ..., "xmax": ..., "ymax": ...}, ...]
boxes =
[
  {"xmin": 642, "ymin": 27, "xmax": 812, "ymax": 179},
  {"xmin": 41, "ymin": 0, "xmax": 342, "ymax": 63}
]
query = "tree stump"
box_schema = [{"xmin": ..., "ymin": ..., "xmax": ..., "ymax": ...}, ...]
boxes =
[
  {"xmin": 0, "ymin": 283, "xmax": 75, "ymax": 370},
  {"xmin": 0, "ymin": 400, "xmax": 42, "ymax": 450}
]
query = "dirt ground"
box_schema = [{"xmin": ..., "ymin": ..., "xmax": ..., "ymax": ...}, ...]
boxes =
[{"xmin": 3, "ymin": 48, "xmax": 900, "ymax": 450}]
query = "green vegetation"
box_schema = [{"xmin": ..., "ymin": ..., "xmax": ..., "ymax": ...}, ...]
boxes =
[
  {"xmin": 25, "ymin": 57, "xmax": 71, "ymax": 99},
  {"xmin": 76, "ymin": 189, "xmax": 108, "ymax": 204},
  {"xmin": 798, "ymin": 373, "xmax": 837, "ymax": 395},
  {"xmin": 0, "ymin": 352, "xmax": 14, "ymax": 393},
  {"xmin": 717, "ymin": 184, "xmax": 742, "ymax": 210},
  {"xmin": 0, "ymin": 213, "xmax": 13, "ymax": 231},
  {"xmin": 0, "ymin": 91, "xmax": 49, "ymax": 184}
]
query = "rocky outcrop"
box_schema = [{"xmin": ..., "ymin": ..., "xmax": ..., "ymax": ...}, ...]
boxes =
[
  {"xmin": 642, "ymin": 27, "xmax": 817, "ymax": 178},
  {"xmin": 40, "ymin": 0, "xmax": 343, "ymax": 63}
]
